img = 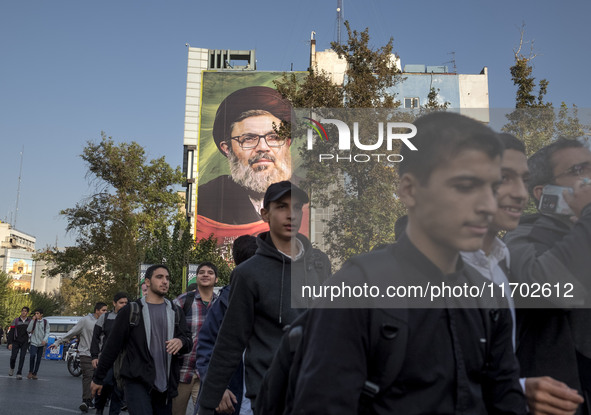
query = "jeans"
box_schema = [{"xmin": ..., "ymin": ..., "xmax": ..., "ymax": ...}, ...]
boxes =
[
  {"xmin": 10, "ymin": 341, "xmax": 28, "ymax": 375},
  {"xmin": 29, "ymin": 344, "xmax": 45, "ymax": 374},
  {"xmin": 125, "ymin": 381, "xmax": 171, "ymax": 415}
]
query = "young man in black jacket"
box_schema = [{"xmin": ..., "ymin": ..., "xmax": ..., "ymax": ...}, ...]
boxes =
[
  {"xmin": 91, "ymin": 291, "xmax": 129, "ymax": 415},
  {"xmin": 91, "ymin": 265, "xmax": 192, "ymax": 415},
  {"xmin": 283, "ymin": 112, "xmax": 527, "ymax": 414},
  {"xmin": 198, "ymin": 181, "xmax": 331, "ymax": 415},
  {"xmin": 7, "ymin": 306, "xmax": 31, "ymax": 380}
]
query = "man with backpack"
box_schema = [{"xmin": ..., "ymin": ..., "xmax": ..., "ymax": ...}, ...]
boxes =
[
  {"xmin": 197, "ymin": 181, "xmax": 331, "ymax": 415},
  {"xmin": 7, "ymin": 306, "xmax": 31, "ymax": 380},
  {"xmin": 262, "ymin": 113, "xmax": 527, "ymax": 414},
  {"xmin": 171, "ymin": 262, "xmax": 218, "ymax": 415},
  {"xmin": 90, "ymin": 292, "xmax": 129, "ymax": 415},
  {"xmin": 91, "ymin": 264, "xmax": 192, "ymax": 415},
  {"xmin": 53, "ymin": 302, "xmax": 108, "ymax": 412},
  {"xmin": 26, "ymin": 308, "xmax": 50, "ymax": 380}
]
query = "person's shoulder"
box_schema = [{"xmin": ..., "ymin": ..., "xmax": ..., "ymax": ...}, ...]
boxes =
[{"xmin": 175, "ymin": 291, "xmax": 189, "ymax": 303}]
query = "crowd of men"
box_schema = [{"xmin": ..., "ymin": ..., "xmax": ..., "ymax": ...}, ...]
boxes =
[{"xmin": 6, "ymin": 110, "xmax": 591, "ymax": 415}]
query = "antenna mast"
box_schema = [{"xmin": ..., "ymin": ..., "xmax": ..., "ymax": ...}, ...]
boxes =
[
  {"xmin": 337, "ymin": 0, "xmax": 343, "ymax": 45},
  {"xmin": 14, "ymin": 146, "xmax": 24, "ymax": 229}
]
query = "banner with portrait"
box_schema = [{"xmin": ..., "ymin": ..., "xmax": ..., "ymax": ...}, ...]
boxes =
[{"xmin": 195, "ymin": 71, "xmax": 308, "ymax": 247}]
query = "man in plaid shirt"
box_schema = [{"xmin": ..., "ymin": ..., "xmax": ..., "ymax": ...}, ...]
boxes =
[{"xmin": 172, "ymin": 262, "xmax": 219, "ymax": 415}]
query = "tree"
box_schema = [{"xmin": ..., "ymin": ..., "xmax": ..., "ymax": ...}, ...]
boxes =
[
  {"xmin": 424, "ymin": 87, "xmax": 450, "ymax": 110},
  {"xmin": 275, "ymin": 22, "xmax": 408, "ymax": 264},
  {"xmin": 144, "ymin": 220, "xmax": 232, "ymax": 297},
  {"xmin": 502, "ymin": 25, "xmax": 555, "ymax": 155},
  {"xmin": 0, "ymin": 272, "xmax": 61, "ymax": 327},
  {"xmin": 503, "ymin": 25, "xmax": 590, "ymax": 158},
  {"xmin": 38, "ymin": 133, "xmax": 184, "ymax": 306}
]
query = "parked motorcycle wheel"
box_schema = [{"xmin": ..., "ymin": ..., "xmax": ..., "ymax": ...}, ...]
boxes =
[{"xmin": 67, "ymin": 355, "xmax": 82, "ymax": 377}]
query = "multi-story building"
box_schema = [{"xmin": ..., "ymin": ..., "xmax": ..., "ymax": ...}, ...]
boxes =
[
  {"xmin": 182, "ymin": 41, "xmax": 490, "ymax": 249},
  {"xmin": 0, "ymin": 221, "xmax": 36, "ymax": 291}
]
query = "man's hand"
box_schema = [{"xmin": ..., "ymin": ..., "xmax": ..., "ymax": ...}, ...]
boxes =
[
  {"xmin": 563, "ymin": 178, "xmax": 591, "ymax": 218},
  {"xmin": 165, "ymin": 338, "xmax": 182, "ymax": 355},
  {"xmin": 525, "ymin": 376, "xmax": 584, "ymax": 415},
  {"xmin": 90, "ymin": 381, "xmax": 102, "ymax": 398},
  {"xmin": 215, "ymin": 389, "xmax": 237, "ymax": 414},
  {"xmin": 8, "ymin": 344, "xmax": 12, "ymax": 351},
  {"xmin": 41, "ymin": 340, "xmax": 47, "ymax": 346},
  {"xmin": 92, "ymin": 359, "xmax": 98, "ymax": 369}
]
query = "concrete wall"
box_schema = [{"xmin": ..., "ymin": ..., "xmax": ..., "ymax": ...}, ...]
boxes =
[
  {"xmin": 315, "ymin": 49, "xmax": 348, "ymax": 85},
  {"xmin": 391, "ymin": 73, "xmax": 461, "ymax": 108},
  {"xmin": 183, "ymin": 47, "xmax": 209, "ymax": 232},
  {"xmin": 459, "ymin": 67, "xmax": 490, "ymax": 123}
]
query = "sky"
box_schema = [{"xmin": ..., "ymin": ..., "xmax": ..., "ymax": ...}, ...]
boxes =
[{"xmin": 1, "ymin": 0, "xmax": 590, "ymax": 249}]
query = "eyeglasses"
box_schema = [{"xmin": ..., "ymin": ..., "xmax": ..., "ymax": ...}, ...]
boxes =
[
  {"xmin": 553, "ymin": 161, "xmax": 591, "ymax": 180},
  {"xmin": 229, "ymin": 133, "xmax": 287, "ymax": 149}
]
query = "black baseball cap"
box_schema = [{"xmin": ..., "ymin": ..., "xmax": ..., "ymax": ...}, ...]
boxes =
[{"xmin": 263, "ymin": 181, "xmax": 309, "ymax": 208}]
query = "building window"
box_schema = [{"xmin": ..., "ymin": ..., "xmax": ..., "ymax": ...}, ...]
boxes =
[{"xmin": 404, "ymin": 97, "xmax": 420, "ymax": 108}]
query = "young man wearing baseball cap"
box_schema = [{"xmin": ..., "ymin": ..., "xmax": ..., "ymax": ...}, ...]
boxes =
[{"xmin": 197, "ymin": 181, "xmax": 331, "ymax": 415}]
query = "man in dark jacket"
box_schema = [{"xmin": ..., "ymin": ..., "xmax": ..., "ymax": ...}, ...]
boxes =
[
  {"xmin": 504, "ymin": 138, "xmax": 591, "ymax": 415},
  {"xmin": 91, "ymin": 265, "xmax": 192, "ymax": 415},
  {"xmin": 91, "ymin": 292, "xmax": 129, "ymax": 415},
  {"xmin": 194, "ymin": 234, "xmax": 258, "ymax": 415},
  {"xmin": 284, "ymin": 112, "xmax": 526, "ymax": 414},
  {"xmin": 7, "ymin": 306, "xmax": 31, "ymax": 380},
  {"xmin": 197, "ymin": 181, "xmax": 331, "ymax": 415}
]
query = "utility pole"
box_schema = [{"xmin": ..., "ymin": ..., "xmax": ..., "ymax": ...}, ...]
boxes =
[
  {"xmin": 14, "ymin": 146, "xmax": 24, "ymax": 229},
  {"xmin": 337, "ymin": 0, "xmax": 343, "ymax": 45}
]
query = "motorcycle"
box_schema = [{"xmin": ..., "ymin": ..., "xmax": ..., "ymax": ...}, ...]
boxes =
[{"xmin": 64, "ymin": 338, "xmax": 81, "ymax": 377}]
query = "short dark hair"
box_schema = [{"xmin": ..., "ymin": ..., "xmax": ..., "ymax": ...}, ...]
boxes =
[
  {"xmin": 21, "ymin": 306, "xmax": 30, "ymax": 313},
  {"xmin": 232, "ymin": 235, "xmax": 258, "ymax": 265},
  {"xmin": 33, "ymin": 308, "xmax": 43, "ymax": 315},
  {"xmin": 113, "ymin": 292, "xmax": 128, "ymax": 303},
  {"xmin": 94, "ymin": 302, "xmax": 107, "ymax": 312},
  {"xmin": 145, "ymin": 264, "xmax": 170, "ymax": 280},
  {"xmin": 197, "ymin": 262, "xmax": 218, "ymax": 278},
  {"xmin": 497, "ymin": 133, "xmax": 526, "ymax": 154},
  {"xmin": 399, "ymin": 112, "xmax": 503, "ymax": 184},
  {"xmin": 527, "ymin": 138, "xmax": 584, "ymax": 200}
]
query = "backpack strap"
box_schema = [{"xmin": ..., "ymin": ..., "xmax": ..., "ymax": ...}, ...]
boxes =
[
  {"xmin": 174, "ymin": 303, "xmax": 182, "ymax": 326},
  {"xmin": 182, "ymin": 291, "xmax": 196, "ymax": 317},
  {"xmin": 129, "ymin": 302, "xmax": 141, "ymax": 327}
]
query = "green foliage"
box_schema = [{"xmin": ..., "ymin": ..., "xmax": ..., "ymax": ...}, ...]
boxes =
[
  {"xmin": 333, "ymin": 22, "xmax": 401, "ymax": 109},
  {"xmin": 503, "ymin": 28, "xmax": 589, "ymax": 157},
  {"xmin": 38, "ymin": 133, "xmax": 184, "ymax": 310},
  {"xmin": 0, "ymin": 272, "xmax": 60, "ymax": 328},
  {"xmin": 275, "ymin": 22, "xmax": 408, "ymax": 264},
  {"xmin": 144, "ymin": 221, "xmax": 232, "ymax": 298},
  {"xmin": 424, "ymin": 87, "xmax": 450, "ymax": 110}
]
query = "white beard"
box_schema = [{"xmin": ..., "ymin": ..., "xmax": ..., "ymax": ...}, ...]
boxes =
[{"xmin": 229, "ymin": 151, "xmax": 292, "ymax": 194}]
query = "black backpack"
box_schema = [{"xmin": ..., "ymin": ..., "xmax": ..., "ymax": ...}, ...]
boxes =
[{"xmin": 256, "ymin": 247, "xmax": 500, "ymax": 415}]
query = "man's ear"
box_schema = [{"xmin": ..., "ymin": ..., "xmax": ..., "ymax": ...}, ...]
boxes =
[
  {"xmin": 220, "ymin": 141, "xmax": 231, "ymax": 157},
  {"xmin": 398, "ymin": 173, "xmax": 419, "ymax": 209},
  {"xmin": 260, "ymin": 207, "xmax": 270, "ymax": 223},
  {"xmin": 532, "ymin": 185, "xmax": 544, "ymax": 203}
]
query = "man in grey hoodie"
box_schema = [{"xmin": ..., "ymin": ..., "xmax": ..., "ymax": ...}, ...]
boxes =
[
  {"xmin": 26, "ymin": 308, "xmax": 50, "ymax": 380},
  {"xmin": 53, "ymin": 302, "xmax": 108, "ymax": 412},
  {"xmin": 198, "ymin": 181, "xmax": 331, "ymax": 415}
]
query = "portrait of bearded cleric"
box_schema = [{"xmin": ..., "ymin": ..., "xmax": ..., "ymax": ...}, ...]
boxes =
[{"xmin": 196, "ymin": 86, "xmax": 306, "ymax": 242}]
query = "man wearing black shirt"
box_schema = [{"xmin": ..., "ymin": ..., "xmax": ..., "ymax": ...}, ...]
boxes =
[{"xmin": 288, "ymin": 112, "xmax": 527, "ymax": 414}]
